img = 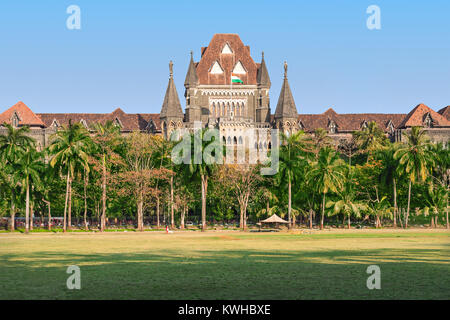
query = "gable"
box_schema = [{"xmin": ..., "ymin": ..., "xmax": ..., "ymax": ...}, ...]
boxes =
[
  {"xmin": 222, "ymin": 43, "xmax": 233, "ymax": 54},
  {"xmin": 232, "ymin": 61, "xmax": 246, "ymax": 74},
  {"xmin": 210, "ymin": 61, "xmax": 224, "ymax": 74}
]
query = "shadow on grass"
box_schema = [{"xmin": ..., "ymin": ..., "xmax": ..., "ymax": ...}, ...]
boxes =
[{"xmin": 0, "ymin": 246, "xmax": 449, "ymax": 300}]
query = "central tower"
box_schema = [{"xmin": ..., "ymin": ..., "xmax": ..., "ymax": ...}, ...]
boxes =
[{"xmin": 184, "ymin": 34, "xmax": 271, "ymax": 135}]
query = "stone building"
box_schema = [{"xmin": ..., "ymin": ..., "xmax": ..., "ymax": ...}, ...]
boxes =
[{"xmin": 1, "ymin": 34, "xmax": 449, "ymax": 148}]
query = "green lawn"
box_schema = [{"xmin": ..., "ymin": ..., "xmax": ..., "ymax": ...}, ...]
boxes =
[{"xmin": 0, "ymin": 229, "xmax": 449, "ymax": 299}]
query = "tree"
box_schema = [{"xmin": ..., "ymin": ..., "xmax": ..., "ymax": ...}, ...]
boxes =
[
  {"xmin": 326, "ymin": 180, "xmax": 367, "ymax": 229},
  {"xmin": 180, "ymin": 129, "xmax": 218, "ymax": 231},
  {"xmin": 217, "ymin": 164, "xmax": 262, "ymax": 230},
  {"xmin": 376, "ymin": 144, "xmax": 401, "ymax": 227},
  {"xmin": 0, "ymin": 123, "xmax": 36, "ymax": 231},
  {"xmin": 48, "ymin": 121, "xmax": 91, "ymax": 232},
  {"xmin": 306, "ymin": 147, "xmax": 346, "ymax": 229},
  {"xmin": 353, "ymin": 121, "xmax": 388, "ymax": 162},
  {"xmin": 278, "ymin": 131, "xmax": 312, "ymax": 228},
  {"xmin": 394, "ymin": 127, "xmax": 433, "ymax": 228},
  {"xmin": 16, "ymin": 149, "xmax": 44, "ymax": 233},
  {"xmin": 92, "ymin": 121, "xmax": 121, "ymax": 232},
  {"xmin": 420, "ymin": 182, "xmax": 447, "ymax": 228}
]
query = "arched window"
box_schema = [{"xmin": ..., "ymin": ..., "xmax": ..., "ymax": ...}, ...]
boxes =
[
  {"xmin": 238, "ymin": 136, "xmax": 243, "ymax": 145},
  {"xmin": 227, "ymin": 136, "xmax": 232, "ymax": 145}
]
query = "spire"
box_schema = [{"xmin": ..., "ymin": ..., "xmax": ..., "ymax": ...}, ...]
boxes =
[
  {"xmin": 184, "ymin": 51, "xmax": 198, "ymax": 88},
  {"xmin": 160, "ymin": 61, "xmax": 183, "ymax": 119},
  {"xmin": 257, "ymin": 51, "xmax": 271, "ymax": 88},
  {"xmin": 274, "ymin": 61, "xmax": 298, "ymax": 119}
]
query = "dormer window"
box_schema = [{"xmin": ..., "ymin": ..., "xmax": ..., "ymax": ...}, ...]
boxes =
[
  {"xmin": 423, "ymin": 113, "xmax": 433, "ymax": 128},
  {"xmin": 232, "ymin": 61, "xmax": 246, "ymax": 74},
  {"xmin": 80, "ymin": 119, "xmax": 88, "ymax": 128},
  {"xmin": 328, "ymin": 120, "xmax": 337, "ymax": 134},
  {"xmin": 114, "ymin": 118, "xmax": 122, "ymax": 128},
  {"xmin": 11, "ymin": 112, "xmax": 20, "ymax": 127},
  {"xmin": 51, "ymin": 119, "xmax": 60, "ymax": 128},
  {"xmin": 210, "ymin": 61, "xmax": 224, "ymax": 74},
  {"xmin": 221, "ymin": 43, "xmax": 233, "ymax": 54},
  {"xmin": 386, "ymin": 120, "xmax": 395, "ymax": 134},
  {"xmin": 360, "ymin": 120, "xmax": 368, "ymax": 130}
]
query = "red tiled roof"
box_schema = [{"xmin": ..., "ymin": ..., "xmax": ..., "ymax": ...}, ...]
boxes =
[
  {"xmin": 37, "ymin": 108, "xmax": 161, "ymax": 132},
  {"xmin": 438, "ymin": 106, "xmax": 450, "ymax": 121},
  {"xmin": 196, "ymin": 34, "xmax": 258, "ymax": 85},
  {"xmin": 398, "ymin": 103, "xmax": 450, "ymax": 128},
  {"xmin": 0, "ymin": 101, "xmax": 45, "ymax": 127},
  {"xmin": 297, "ymin": 108, "xmax": 406, "ymax": 133}
]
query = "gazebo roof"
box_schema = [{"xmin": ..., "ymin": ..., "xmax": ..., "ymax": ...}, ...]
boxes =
[{"xmin": 261, "ymin": 214, "xmax": 289, "ymax": 224}]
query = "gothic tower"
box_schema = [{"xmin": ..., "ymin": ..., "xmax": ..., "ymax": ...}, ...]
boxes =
[
  {"xmin": 160, "ymin": 61, "xmax": 184, "ymax": 139},
  {"xmin": 274, "ymin": 61, "xmax": 299, "ymax": 135}
]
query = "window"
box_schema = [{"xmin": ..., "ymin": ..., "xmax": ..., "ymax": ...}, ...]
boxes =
[
  {"xmin": 222, "ymin": 43, "xmax": 233, "ymax": 54},
  {"xmin": 232, "ymin": 61, "xmax": 246, "ymax": 74},
  {"xmin": 210, "ymin": 61, "xmax": 224, "ymax": 74}
]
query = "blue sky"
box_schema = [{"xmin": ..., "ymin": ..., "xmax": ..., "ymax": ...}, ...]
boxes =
[{"xmin": 0, "ymin": 0, "xmax": 449, "ymax": 115}]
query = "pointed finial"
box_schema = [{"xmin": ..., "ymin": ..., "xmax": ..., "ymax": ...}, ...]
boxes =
[
  {"xmin": 169, "ymin": 60, "xmax": 173, "ymax": 78},
  {"xmin": 190, "ymin": 50, "xmax": 193, "ymax": 59},
  {"xmin": 262, "ymin": 51, "xmax": 264, "ymax": 60},
  {"xmin": 284, "ymin": 61, "xmax": 288, "ymax": 79}
]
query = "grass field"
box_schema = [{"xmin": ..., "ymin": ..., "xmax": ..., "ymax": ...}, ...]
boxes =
[{"xmin": 0, "ymin": 229, "xmax": 449, "ymax": 300}]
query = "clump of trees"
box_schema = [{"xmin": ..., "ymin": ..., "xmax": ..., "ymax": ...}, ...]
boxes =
[{"xmin": 0, "ymin": 121, "xmax": 448, "ymax": 232}]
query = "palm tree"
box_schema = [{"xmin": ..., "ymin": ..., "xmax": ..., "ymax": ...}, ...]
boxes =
[
  {"xmin": 180, "ymin": 129, "xmax": 217, "ymax": 231},
  {"xmin": 353, "ymin": 121, "xmax": 388, "ymax": 162},
  {"xmin": 0, "ymin": 123, "xmax": 35, "ymax": 231},
  {"xmin": 92, "ymin": 121, "xmax": 121, "ymax": 232},
  {"xmin": 278, "ymin": 130, "xmax": 311, "ymax": 228},
  {"xmin": 306, "ymin": 147, "xmax": 346, "ymax": 229},
  {"xmin": 16, "ymin": 149, "xmax": 44, "ymax": 233},
  {"xmin": 376, "ymin": 144, "xmax": 401, "ymax": 227},
  {"xmin": 326, "ymin": 179, "xmax": 367, "ymax": 229},
  {"xmin": 394, "ymin": 126, "xmax": 433, "ymax": 228},
  {"xmin": 421, "ymin": 182, "xmax": 447, "ymax": 228},
  {"xmin": 430, "ymin": 142, "xmax": 449, "ymax": 229},
  {"xmin": 48, "ymin": 121, "xmax": 91, "ymax": 232}
]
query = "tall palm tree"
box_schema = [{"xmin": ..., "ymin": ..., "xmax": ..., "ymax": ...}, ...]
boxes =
[
  {"xmin": 394, "ymin": 126, "xmax": 433, "ymax": 228},
  {"xmin": 0, "ymin": 123, "xmax": 35, "ymax": 231},
  {"xmin": 306, "ymin": 147, "xmax": 346, "ymax": 230},
  {"xmin": 180, "ymin": 129, "xmax": 218, "ymax": 231},
  {"xmin": 16, "ymin": 149, "xmax": 44, "ymax": 233},
  {"xmin": 376, "ymin": 143, "xmax": 401, "ymax": 227},
  {"xmin": 353, "ymin": 121, "xmax": 388, "ymax": 162},
  {"xmin": 278, "ymin": 130, "xmax": 311, "ymax": 228},
  {"xmin": 430, "ymin": 142, "xmax": 449, "ymax": 229},
  {"xmin": 92, "ymin": 121, "xmax": 121, "ymax": 232},
  {"xmin": 48, "ymin": 121, "xmax": 91, "ymax": 232}
]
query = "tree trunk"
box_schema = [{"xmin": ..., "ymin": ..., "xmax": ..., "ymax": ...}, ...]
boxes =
[
  {"xmin": 30, "ymin": 201, "xmax": 34, "ymax": 231},
  {"xmin": 239, "ymin": 206, "xmax": 244, "ymax": 230},
  {"xmin": 25, "ymin": 180, "xmax": 30, "ymax": 234},
  {"xmin": 156, "ymin": 194, "xmax": 160, "ymax": 228},
  {"xmin": 393, "ymin": 178, "xmax": 397, "ymax": 228},
  {"xmin": 68, "ymin": 177, "xmax": 72, "ymax": 230},
  {"xmin": 321, "ymin": 193, "xmax": 325, "ymax": 230},
  {"xmin": 84, "ymin": 169, "xmax": 88, "ymax": 231},
  {"xmin": 446, "ymin": 196, "xmax": 449, "ymax": 229},
  {"xmin": 406, "ymin": 180, "xmax": 411, "ymax": 228},
  {"xmin": 10, "ymin": 196, "xmax": 15, "ymax": 232},
  {"xmin": 101, "ymin": 156, "xmax": 107, "ymax": 232},
  {"xmin": 180, "ymin": 204, "xmax": 186, "ymax": 229},
  {"xmin": 347, "ymin": 213, "xmax": 351, "ymax": 229},
  {"xmin": 47, "ymin": 201, "xmax": 51, "ymax": 231},
  {"xmin": 288, "ymin": 176, "xmax": 292, "ymax": 229},
  {"xmin": 170, "ymin": 175, "xmax": 175, "ymax": 229},
  {"xmin": 201, "ymin": 175, "xmax": 207, "ymax": 232},
  {"xmin": 138, "ymin": 199, "xmax": 144, "ymax": 232},
  {"xmin": 309, "ymin": 209, "xmax": 313, "ymax": 229},
  {"xmin": 63, "ymin": 170, "xmax": 70, "ymax": 233}
]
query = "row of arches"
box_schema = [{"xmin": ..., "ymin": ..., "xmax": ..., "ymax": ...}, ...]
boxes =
[
  {"xmin": 210, "ymin": 101, "xmax": 244, "ymax": 118},
  {"xmin": 221, "ymin": 136, "xmax": 271, "ymax": 150}
]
